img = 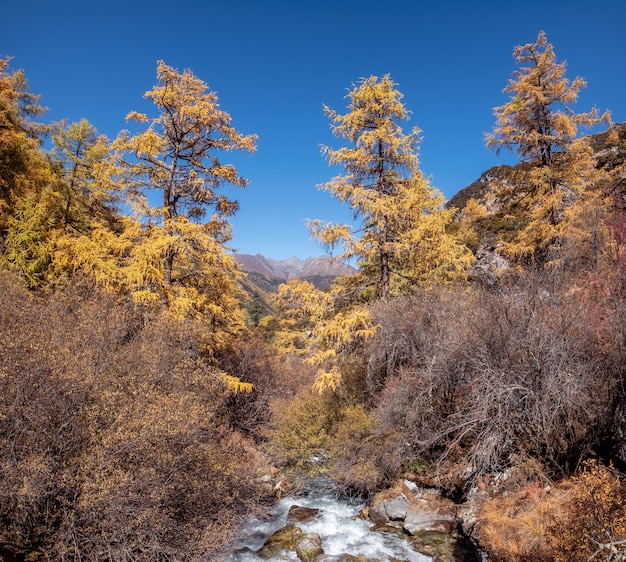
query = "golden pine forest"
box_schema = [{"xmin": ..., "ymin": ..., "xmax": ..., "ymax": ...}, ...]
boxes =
[{"xmin": 1, "ymin": 32, "xmax": 625, "ymax": 561}]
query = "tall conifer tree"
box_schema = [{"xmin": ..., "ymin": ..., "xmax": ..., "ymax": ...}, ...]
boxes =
[
  {"xmin": 111, "ymin": 61, "xmax": 257, "ymax": 328},
  {"xmin": 310, "ymin": 75, "xmax": 470, "ymax": 299},
  {"xmin": 486, "ymin": 31, "xmax": 610, "ymax": 264}
]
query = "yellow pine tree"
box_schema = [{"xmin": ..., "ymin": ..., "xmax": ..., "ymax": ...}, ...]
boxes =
[
  {"xmin": 298, "ymin": 75, "xmax": 472, "ymax": 392},
  {"xmin": 309, "ymin": 74, "xmax": 471, "ymax": 299},
  {"xmin": 0, "ymin": 57, "xmax": 76, "ymax": 285},
  {"xmin": 110, "ymin": 61, "xmax": 256, "ymax": 340},
  {"xmin": 485, "ymin": 31, "xmax": 611, "ymax": 265},
  {"xmin": 49, "ymin": 118, "xmax": 117, "ymax": 233},
  {"xmin": 3, "ymin": 118, "xmax": 125, "ymax": 287},
  {"xmin": 0, "ymin": 56, "xmax": 50, "ymax": 234},
  {"xmin": 269, "ymin": 277, "xmax": 378, "ymax": 393}
]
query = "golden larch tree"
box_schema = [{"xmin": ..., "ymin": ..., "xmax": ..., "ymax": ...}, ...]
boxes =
[
  {"xmin": 485, "ymin": 31, "xmax": 610, "ymax": 264},
  {"xmin": 310, "ymin": 74, "xmax": 471, "ymax": 299},
  {"xmin": 111, "ymin": 61, "xmax": 257, "ymax": 331},
  {"xmin": 0, "ymin": 56, "xmax": 50, "ymax": 235}
]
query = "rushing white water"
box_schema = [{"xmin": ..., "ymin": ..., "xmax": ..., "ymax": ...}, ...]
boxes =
[{"xmin": 221, "ymin": 478, "xmax": 434, "ymax": 562}]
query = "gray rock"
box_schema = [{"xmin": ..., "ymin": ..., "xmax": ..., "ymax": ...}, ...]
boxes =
[
  {"xmin": 368, "ymin": 480, "xmax": 458, "ymax": 535},
  {"xmin": 295, "ymin": 532, "xmax": 323, "ymax": 561},
  {"xmin": 368, "ymin": 483, "xmax": 412, "ymax": 523},
  {"xmin": 403, "ymin": 509, "xmax": 456, "ymax": 535}
]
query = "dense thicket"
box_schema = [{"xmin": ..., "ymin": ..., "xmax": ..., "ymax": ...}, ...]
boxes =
[
  {"xmin": 0, "ymin": 273, "xmax": 281, "ymax": 560},
  {"xmin": 350, "ymin": 270, "xmax": 625, "ymax": 483}
]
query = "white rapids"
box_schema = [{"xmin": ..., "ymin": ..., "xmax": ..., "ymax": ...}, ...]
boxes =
[{"xmin": 220, "ymin": 478, "xmax": 434, "ymax": 562}]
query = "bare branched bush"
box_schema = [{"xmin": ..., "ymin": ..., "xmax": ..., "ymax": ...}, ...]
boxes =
[
  {"xmin": 0, "ymin": 273, "xmax": 274, "ymax": 561},
  {"xmin": 370, "ymin": 272, "xmax": 623, "ymax": 486},
  {"xmin": 219, "ymin": 335, "xmax": 315, "ymax": 440},
  {"xmin": 329, "ymin": 405, "xmax": 404, "ymax": 496}
]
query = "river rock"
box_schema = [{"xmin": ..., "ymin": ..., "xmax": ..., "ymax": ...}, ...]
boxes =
[
  {"xmin": 402, "ymin": 489, "xmax": 457, "ymax": 535},
  {"xmin": 287, "ymin": 504, "xmax": 321, "ymax": 525},
  {"xmin": 368, "ymin": 481, "xmax": 413, "ymax": 523},
  {"xmin": 295, "ymin": 532, "xmax": 323, "ymax": 561},
  {"xmin": 256, "ymin": 524, "xmax": 304, "ymax": 559},
  {"xmin": 408, "ymin": 530, "xmax": 466, "ymax": 561},
  {"xmin": 368, "ymin": 480, "xmax": 458, "ymax": 535}
]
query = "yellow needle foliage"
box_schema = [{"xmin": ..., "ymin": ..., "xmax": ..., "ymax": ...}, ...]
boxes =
[
  {"xmin": 107, "ymin": 61, "xmax": 256, "ymax": 338},
  {"xmin": 290, "ymin": 75, "xmax": 473, "ymax": 392},
  {"xmin": 485, "ymin": 31, "xmax": 611, "ymax": 266},
  {"xmin": 0, "ymin": 56, "xmax": 50, "ymax": 233},
  {"xmin": 270, "ymin": 278, "xmax": 378, "ymax": 393},
  {"xmin": 310, "ymin": 74, "xmax": 471, "ymax": 299}
]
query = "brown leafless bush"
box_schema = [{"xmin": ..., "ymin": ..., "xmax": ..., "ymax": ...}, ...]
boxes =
[
  {"xmin": 370, "ymin": 273, "xmax": 623, "ymax": 486},
  {"xmin": 0, "ymin": 272, "xmax": 274, "ymax": 561},
  {"xmin": 218, "ymin": 334, "xmax": 316, "ymax": 440},
  {"xmin": 328, "ymin": 405, "xmax": 404, "ymax": 496}
]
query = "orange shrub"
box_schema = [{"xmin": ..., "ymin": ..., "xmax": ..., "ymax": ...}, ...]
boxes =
[{"xmin": 475, "ymin": 460, "xmax": 626, "ymax": 562}]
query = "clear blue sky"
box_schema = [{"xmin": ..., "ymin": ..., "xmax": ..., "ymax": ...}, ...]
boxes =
[{"xmin": 4, "ymin": 0, "xmax": 625, "ymax": 259}]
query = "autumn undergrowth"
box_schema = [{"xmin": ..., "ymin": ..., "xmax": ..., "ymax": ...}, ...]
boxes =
[{"xmin": 0, "ymin": 272, "xmax": 281, "ymax": 561}]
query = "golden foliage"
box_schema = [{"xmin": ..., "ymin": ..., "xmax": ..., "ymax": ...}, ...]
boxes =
[
  {"xmin": 107, "ymin": 61, "xmax": 256, "ymax": 325},
  {"xmin": 268, "ymin": 388, "xmax": 340, "ymax": 473},
  {"xmin": 269, "ymin": 277, "xmax": 380, "ymax": 393},
  {"xmin": 485, "ymin": 31, "xmax": 612, "ymax": 265},
  {"xmin": 270, "ymin": 278, "xmax": 334, "ymax": 356},
  {"xmin": 477, "ymin": 481, "xmax": 557, "ymax": 561},
  {"xmin": 477, "ymin": 460, "xmax": 626, "ymax": 562},
  {"xmin": 308, "ymin": 306, "xmax": 379, "ymax": 394},
  {"xmin": 0, "ymin": 56, "xmax": 52, "ymax": 234},
  {"xmin": 547, "ymin": 460, "xmax": 626, "ymax": 562},
  {"xmin": 312, "ymin": 74, "xmax": 471, "ymax": 299}
]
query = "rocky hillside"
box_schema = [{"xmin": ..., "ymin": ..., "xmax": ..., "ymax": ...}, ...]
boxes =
[
  {"xmin": 447, "ymin": 123, "xmax": 626, "ymax": 214},
  {"xmin": 445, "ymin": 123, "xmax": 626, "ymax": 280}
]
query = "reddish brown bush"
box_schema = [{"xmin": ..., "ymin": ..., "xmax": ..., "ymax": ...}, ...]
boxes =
[
  {"xmin": 0, "ymin": 273, "xmax": 275, "ymax": 560},
  {"xmin": 369, "ymin": 273, "xmax": 623, "ymax": 485}
]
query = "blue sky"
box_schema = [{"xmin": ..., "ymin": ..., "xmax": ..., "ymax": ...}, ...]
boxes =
[{"xmin": 4, "ymin": 0, "xmax": 625, "ymax": 259}]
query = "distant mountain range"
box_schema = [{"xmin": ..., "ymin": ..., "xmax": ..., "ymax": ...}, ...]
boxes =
[
  {"xmin": 235, "ymin": 254, "xmax": 357, "ymax": 324},
  {"xmin": 236, "ymin": 253, "xmax": 355, "ymax": 281}
]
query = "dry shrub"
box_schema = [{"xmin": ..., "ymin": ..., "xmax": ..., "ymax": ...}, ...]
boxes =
[
  {"xmin": 219, "ymin": 336, "xmax": 315, "ymax": 440},
  {"xmin": 0, "ymin": 272, "xmax": 274, "ymax": 560},
  {"xmin": 370, "ymin": 287, "xmax": 481, "ymax": 482},
  {"xmin": 366, "ymin": 287, "xmax": 473, "ymax": 396},
  {"xmin": 476, "ymin": 481, "xmax": 557, "ymax": 562},
  {"xmin": 546, "ymin": 460, "xmax": 626, "ymax": 562},
  {"xmin": 329, "ymin": 405, "xmax": 403, "ymax": 496},
  {"xmin": 266, "ymin": 388, "xmax": 340, "ymax": 473},
  {"xmin": 457, "ymin": 273, "xmax": 618, "ymax": 477},
  {"xmin": 476, "ymin": 460, "xmax": 626, "ymax": 562},
  {"xmin": 370, "ymin": 273, "xmax": 623, "ymax": 485}
]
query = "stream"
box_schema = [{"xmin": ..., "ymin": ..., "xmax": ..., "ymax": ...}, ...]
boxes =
[{"xmin": 219, "ymin": 476, "xmax": 479, "ymax": 562}]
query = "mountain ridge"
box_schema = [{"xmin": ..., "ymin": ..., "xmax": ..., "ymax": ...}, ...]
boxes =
[{"xmin": 235, "ymin": 253, "xmax": 356, "ymax": 281}]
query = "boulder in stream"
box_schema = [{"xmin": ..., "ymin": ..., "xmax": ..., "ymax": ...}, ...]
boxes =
[
  {"xmin": 256, "ymin": 524, "xmax": 304, "ymax": 558},
  {"xmin": 369, "ymin": 480, "xmax": 457, "ymax": 534},
  {"xmin": 295, "ymin": 532, "xmax": 323, "ymax": 561},
  {"xmin": 287, "ymin": 504, "xmax": 321, "ymax": 525}
]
